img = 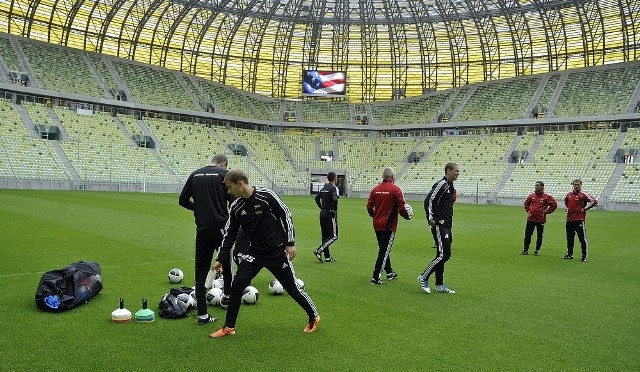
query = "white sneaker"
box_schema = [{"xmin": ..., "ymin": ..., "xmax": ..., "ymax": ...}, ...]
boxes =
[
  {"xmin": 436, "ymin": 285, "xmax": 455, "ymax": 294},
  {"xmin": 418, "ymin": 275, "xmax": 430, "ymax": 294}
]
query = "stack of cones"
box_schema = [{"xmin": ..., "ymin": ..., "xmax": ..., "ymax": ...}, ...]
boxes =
[
  {"xmin": 134, "ymin": 298, "xmax": 155, "ymax": 322},
  {"xmin": 111, "ymin": 298, "xmax": 132, "ymax": 323}
]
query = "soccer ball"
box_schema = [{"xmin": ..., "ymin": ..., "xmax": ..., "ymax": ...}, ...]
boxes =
[
  {"xmin": 206, "ymin": 288, "xmax": 224, "ymax": 306},
  {"xmin": 176, "ymin": 293, "xmax": 191, "ymax": 308},
  {"xmin": 268, "ymin": 279, "xmax": 284, "ymax": 295},
  {"xmin": 189, "ymin": 291, "xmax": 197, "ymax": 307},
  {"xmin": 212, "ymin": 277, "xmax": 225, "ymax": 289},
  {"xmin": 168, "ymin": 268, "xmax": 184, "ymax": 284},
  {"xmin": 295, "ymin": 278, "xmax": 305, "ymax": 290},
  {"xmin": 241, "ymin": 286, "xmax": 260, "ymax": 304}
]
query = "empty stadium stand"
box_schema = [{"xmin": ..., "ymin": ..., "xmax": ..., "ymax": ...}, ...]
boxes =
[{"xmin": 1, "ymin": 36, "xmax": 640, "ymax": 209}]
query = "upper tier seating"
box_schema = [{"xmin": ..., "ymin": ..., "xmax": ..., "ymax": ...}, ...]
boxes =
[
  {"xmin": 113, "ymin": 62, "xmax": 198, "ymax": 111},
  {"xmin": 456, "ymin": 78, "xmax": 541, "ymax": 122},
  {"xmin": 20, "ymin": 41, "xmax": 104, "ymax": 97},
  {"xmin": 553, "ymin": 65, "xmax": 640, "ymax": 117}
]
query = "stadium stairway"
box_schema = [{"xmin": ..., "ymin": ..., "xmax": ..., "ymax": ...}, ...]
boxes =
[
  {"xmin": 207, "ymin": 127, "xmax": 230, "ymax": 150},
  {"xmin": 396, "ymin": 136, "xmax": 428, "ymax": 180},
  {"xmin": 103, "ymin": 58, "xmax": 133, "ymax": 102},
  {"xmin": 0, "ymin": 54, "xmax": 10, "ymax": 83},
  {"xmin": 47, "ymin": 107, "xmax": 70, "ymax": 141},
  {"xmin": 608, "ymin": 130, "xmax": 627, "ymax": 161},
  {"xmin": 271, "ymin": 135, "xmax": 298, "ymax": 170},
  {"xmin": 314, "ymin": 138, "xmax": 322, "ymax": 160},
  {"xmin": 524, "ymin": 133, "xmax": 544, "ymax": 161},
  {"xmin": 601, "ymin": 163, "xmax": 626, "ymax": 206},
  {"xmin": 545, "ymin": 72, "xmax": 568, "ymax": 117},
  {"xmin": 174, "ymin": 71, "xmax": 203, "ymax": 111},
  {"xmin": 137, "ymin": 119, "xmax": 162, "ymax": 150},
  {"xmin": 524, "ymin": 74, "xmax": 551, "ymax": 118},
  {"xmin": 225, "ymin": 127, "xmax": 243, "ymax": 146},
  {"xmin": 147, "ymin": 147, "xmax": 175, "ymax": 177},
  {"xmin": 364, "ymin": 104, "xmax": 374, "ymax": 125},
  {"xmin": 490, "ymin": 162, "xmax": 518, "ymax": 201},
  {"xmin": 112, "ymin": 116, "xmax": 140, "ymax": 147},
  {"xmin": 10, "ymin": 37, "xmax": 40, "ymax": 88},
  {"xmin": 83, "ymin": 52, "xmax": 113, "ymax": 99},
  {"xmin": 331, "ymin": 137, "xmax": 339, "ymax": 160},
  {"xmin": 627, "ymin": 78, "xmax": 640, "ymax": 113},
  {"xmin": 245, "ymin": 157, "xmax": 273, "ymax": 186},
  {"xmin": 14, "ymin": 104, "xmax": 40, "ymax": 139},
  {"xmin": 191, "ymin": 76, "xmax": 215, "ymax": 109},
  {"xmin": 449, "ymin": 86, "xmax": 476, "ymax": 121},
  {"xmin": 113, "ymin": 117, "xmax": 173, "ymax": 177},
  {"xmin": 50, "ymin": 141, "xmax": 79, "ymax": 181},
  {"xmin": 436, "ymin": 90, "xmax": 458, "ymax": 121},
  {"xmin": 420, "ymin": 136, "xmax": 442, "ymax": 159},
  {"xmin": 503, "ymin": 135, "xmax": 523, "ymax": 162}
]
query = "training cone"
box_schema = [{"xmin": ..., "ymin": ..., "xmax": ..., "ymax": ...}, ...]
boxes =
[
  {"xmin": 111, "ymin": 297, "xmax": 132, "ymax": 323},
  {"xmin": 135, "ymin": 298, "xmax": 155, "ymax": 322}
]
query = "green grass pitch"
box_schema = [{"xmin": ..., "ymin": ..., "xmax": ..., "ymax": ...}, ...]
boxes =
[{"xmin": 1, "ymin": 189, "xmax": 639, "ymax": 371}]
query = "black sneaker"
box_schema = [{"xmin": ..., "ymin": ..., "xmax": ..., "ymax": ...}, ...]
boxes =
[
  {"xmin": 580, "ymin": 256, "xmax": 587, "ymax": 262},
  {"xmin": 386, "ymin": 272, "xmax": 398, "ymax": 280},
  {"xmin": 325, "ymin": 257, "xmax": 336, "ymax": 262},
  {"xmin": 197, "ymin": 315, "xmax": 217, "ymax": 325},
  {"xmin": 534, "ymin": 250, "xmax": 539, "ymax": 256},
  {"xmin": 562, "ymin": 254, "xmax": 574, "ymax": 260},
  {"xmin": 521, "ymin": 250, "xmax": 528, "ymax": 255},
  {"xmin": 371, "ymin": 278, "xmax": 385, "ymax": 285},
  {"xmin": 220, "ymin": 295, "xmax": 229, "ymax": 308},
  {"xmin": 314, "ymin": 250, "xmax": 323, "ymax": 263}
]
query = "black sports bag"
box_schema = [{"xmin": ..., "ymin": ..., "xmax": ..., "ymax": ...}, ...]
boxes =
[{"xmin": 35, "ymin": 261, "xmax": 103, "ymax": 312}]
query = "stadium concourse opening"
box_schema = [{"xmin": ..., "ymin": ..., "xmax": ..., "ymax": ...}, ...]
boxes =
[{"xmin": 310, "ymin": 171, "xmax": 346, "ymax": 196}]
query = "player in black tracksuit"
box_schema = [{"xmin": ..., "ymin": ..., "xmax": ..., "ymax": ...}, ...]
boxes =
[
  {"xmin": 313, "ymin": 171, "xmax": 339, "ymax": 262},
  {"xmin": 418, "ymin": 163, "xmax": 459, "ymax": 294},
  {"xmin": 179, "ymin": 154, "xmax": 233, "ymax": 324},
  {"xmin": 211, "ymin": 169, "xmax": 319, "ymax": 337}
]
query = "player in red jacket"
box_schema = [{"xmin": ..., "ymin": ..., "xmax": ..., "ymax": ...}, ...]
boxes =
[
  {"xmin": 563, "ymin": 179, "xmax": 598, "ymax": 262},
  {"xmin": 366, "ymin": 167, "xmax": 412, "ymax": 285},
  {"xmin": 521, "ymin": 181, "xmax": 557, "ymax": 256}
]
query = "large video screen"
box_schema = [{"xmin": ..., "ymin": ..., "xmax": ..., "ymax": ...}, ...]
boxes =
[{"xmin": 302, "ymin": 70, "xmax": 346, "ymax": 96}]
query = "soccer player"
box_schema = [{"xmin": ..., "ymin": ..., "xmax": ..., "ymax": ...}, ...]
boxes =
[
  {"xmin": 521, "ymin": 181, "xmax": 557, "ymax": 256},
  {"xmin": 210, "ymin": 169, "xmax": 319, "ymax": 338},
  {"xmin": 418, "ymin": 162, "xmax": 459, "ymax": 294},
  {"xmin": 563, "ymin": 179, "xmax": 598, "ymax": 262},
  {"xmin": 366, "ymin": 167, "xmax": 412, "ymax": 285},
  {"xmin": 179, "ymin": 154, "xmax": 233, "ymax": 325},
  {"xmin": 313, "ymin": 171, "xmax": 339, "ymax": 263}
]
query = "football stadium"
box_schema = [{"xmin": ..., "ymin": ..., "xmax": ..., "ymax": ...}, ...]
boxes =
[{"xmin": 1, "ymin": 0, "xmax": 639, "ymax": 370}]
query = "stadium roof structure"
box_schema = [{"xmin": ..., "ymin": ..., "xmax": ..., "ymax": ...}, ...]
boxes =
[{"xmin": 0, "ymin": 0, "xmax": 638, "ymax": 102}]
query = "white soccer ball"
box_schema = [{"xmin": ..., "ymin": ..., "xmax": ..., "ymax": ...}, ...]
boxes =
[
  {"xmin": 212, "ymin": 277, "xmax": 225, "ymax": 289},
  {"xmin": 268, "ymin": 279, "xmax": 285, "ymax": 295},
  {"xmin": 295, "ymin": 278, "xmax": 305, "ymax": 290},
  {"xmin": 403, "ymin": 204, "xmax": 413, "ymax": 220},
  {"xmin": 168, "ymin": 268, "xmax": 184, "ymax": 284},
  {"xmin": 189, "ymin": 291, "xmax": 197, "ymax": 307},
  {"xmin": 176, "ymin": 293, "xmax": 191, "ymax": 307},
  {"xmin": 206, "ymin": 288, "xmax": 224, "ymax": 306},
  {"xmin": 241, "ymin": 286, "xmax": 260, "ymax": 304}
]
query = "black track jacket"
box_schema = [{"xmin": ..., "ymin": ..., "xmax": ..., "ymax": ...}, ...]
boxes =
[
  {"xmin": 179, "ymin": 165, "xmax": 231, "ymax": 229},
  {"xmin": 218, "ymin": 187, "xmax": 295, "ymax": 261}
]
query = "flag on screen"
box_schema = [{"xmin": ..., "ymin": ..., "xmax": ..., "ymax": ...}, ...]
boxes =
[{"xmin": 302, "ymin": 70, "xmax": 346, "ymax": 95}]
